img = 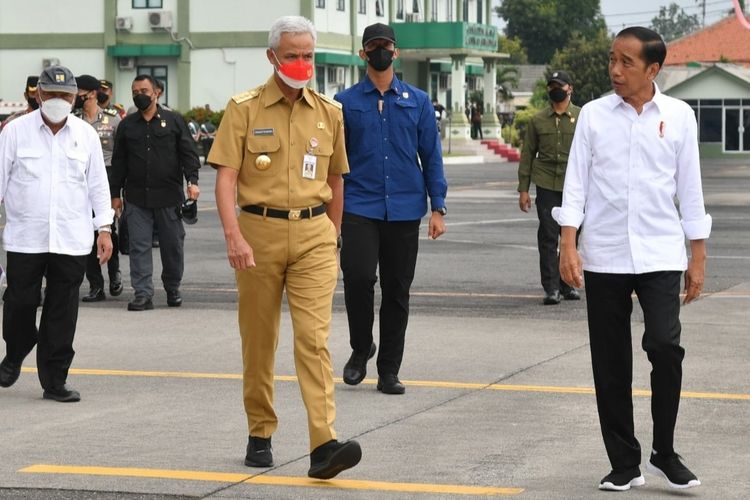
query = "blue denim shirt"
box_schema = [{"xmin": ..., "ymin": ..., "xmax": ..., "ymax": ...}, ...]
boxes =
[{"xmin": 335, "ymin": 75, "xmax": 447, "ymax": 221}]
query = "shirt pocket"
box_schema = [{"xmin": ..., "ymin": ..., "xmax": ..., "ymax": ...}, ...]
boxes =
[
  {"xmin": 310, "ymin": 140, "xmax": 334, "ymax": 179},
  {"xmin": 66, "ymin": 150, "xmax": 88, "ymax": 184},
  {"xmin": 14, "ymin": 148, "xmax": 43, "ymax": 182},
  {"xmin": 346, "ymin": 102, "xmax": 380, "ymax": 154},
  {"xmin": 245, "ymin": 134, "xmax": 281, "ymax": 177}
]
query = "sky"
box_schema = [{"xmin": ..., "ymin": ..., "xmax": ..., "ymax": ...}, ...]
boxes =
[{"xmin": 491, "ymin": 0, "xmax": 737, "ymax": 35}]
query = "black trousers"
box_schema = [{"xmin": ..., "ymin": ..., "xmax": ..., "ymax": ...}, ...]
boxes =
[
  {"xmin": 84, "ymin": 223, "xmax": 120, "ymax": 290},
  {"xmin": 340, "ymin": 212, "xmax": 420, "ymax": 376},
  {"xmin": 2, "ymin": 252, "xmax": 86, "ymax": 389},
  {"xmin": 535, "ymin": 186, "xmax": 573, "ymax": 294},
  {"xmin": 584, "ymin": 270, "xmax": 684, "ymax": 470}
]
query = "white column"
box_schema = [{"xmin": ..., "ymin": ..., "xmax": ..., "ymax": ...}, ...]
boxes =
[
  {"xmin": 448, "ymin": 54, "xmax": 471, "ymax": 141},
  {"xmin": 482, "ymin": 56, "xmax": 501, "ymax": 140}
]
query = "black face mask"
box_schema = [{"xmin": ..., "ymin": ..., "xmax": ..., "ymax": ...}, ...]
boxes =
[
  {"xmin": 365, "ymin": 47, "xmax": 395, "ymax": 72},
  {"xmin": 133, "ymin": 93, "xmax": 152, "ymax": 111},
  {"xmin": 96, "ymin": 90, "xmax": 109, "ymax": 105},
  {"xmin": 74, "ymin": 94, "xmax": 86, "ymax": 110},
  {"xmin": 27, "ymin": 96, "xmax": 39, "ymax": 110},
  {"xmin": 548, "ymin": 88, "xmax": 568, "ymax": 103}
]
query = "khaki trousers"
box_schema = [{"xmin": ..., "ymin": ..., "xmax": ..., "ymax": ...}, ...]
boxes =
[{"xmin": 236, "ymin": 211, "xmax": 338, "ymax": 451}]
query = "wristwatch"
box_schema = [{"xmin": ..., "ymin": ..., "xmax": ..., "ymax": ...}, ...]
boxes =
[
  {"xmin": 336, "ymin": 234, "xmax": 343, "ymax": 250},
  {"xmin": 432, "ymin": 207, "xmax": 447, "ymax": 216},
  {"xmin": 98, "ymin": 225, "xmax": 112, "ymax": 233}
]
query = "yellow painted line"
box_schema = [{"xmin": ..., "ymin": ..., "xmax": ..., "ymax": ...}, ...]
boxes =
[
  {"xmin": 20, "ymin": 464, "xmax": 523, "ymax": 496},
  {"xmin": 19, "ymin": 367, "xmax": 750, "ymax": 400}
]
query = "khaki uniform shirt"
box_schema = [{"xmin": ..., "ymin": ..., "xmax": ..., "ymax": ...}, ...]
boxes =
[
  {"xmin": 518, "ymin": 102, "xmax": 580, "ymax": 192},
  {"xmin": 83, "ymin": 108, "xmax": 121, "ymax": 167},
  {"xmin": 208, "ymin": 75, "xmax": 349, "ymax": 209}
]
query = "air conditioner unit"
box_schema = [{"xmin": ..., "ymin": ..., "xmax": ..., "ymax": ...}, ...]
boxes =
[
  {"xmin": 42, "ymin": 57, "xmax": 60, "ymax": 68},
  {"xmin": 115, "ymin": 16, "xmax": 133, "ymax": 32},
  {"xmin": 405, "ymin": 12, "xmax": 421, "ymax": 22},
  {"xmin": 118, "ymin": 57, "xmax": 136, "ymax": 71},
  {"xmin": 327, "ymin": 66, "xmax": 346, "ymax": 84},
  {"xmin": 148, "ymin": 10, "xmax": 173, "ymax": 30}
]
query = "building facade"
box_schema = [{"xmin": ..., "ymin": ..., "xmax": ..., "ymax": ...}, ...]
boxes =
[{"xmin": 0, "ymin": 0, "xmax": 506, "ymax": 139}]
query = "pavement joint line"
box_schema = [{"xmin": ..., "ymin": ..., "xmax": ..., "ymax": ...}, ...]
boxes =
[
  {"xmin": 18, "ymin": 464, "xmax": 524, "ymax": 496},
  {"xmin": 17, "ymin": 367, "xmax": 750, "ymax": 400}
]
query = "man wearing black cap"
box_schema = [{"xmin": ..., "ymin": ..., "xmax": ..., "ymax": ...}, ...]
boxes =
[
  {"xmin": 334, "ymin": 23, "xmax": 448, "ymax": 395},
  {"xmin": 0, "ymin": 76, "xmax": 39, "ymax": 132},
  {"xmin": 0, "ymin": 66, "xmax": 114, "ymax": 402},
  {"xmin": 75, "ymin": 74, "xmax": 123, "ymax": 303},
  {"xmin": 517, "ymin": 69, "xmax": 581, "ymax": 305}
]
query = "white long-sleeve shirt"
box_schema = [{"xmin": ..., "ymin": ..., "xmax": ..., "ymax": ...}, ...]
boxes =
[
  {"xmin": 0, "ymin": 110, "xmax": 114, "ymax": 256},
  {"xmin": 553, "ymin": 84, "xmax": 712, "ymax": 274}
]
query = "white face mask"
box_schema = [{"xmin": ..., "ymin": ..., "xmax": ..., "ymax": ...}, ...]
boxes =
[{"xmin": 40, "ymin": 97, "xmax": 73, "ymax": 124}]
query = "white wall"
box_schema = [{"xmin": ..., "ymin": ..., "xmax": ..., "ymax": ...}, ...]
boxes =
[
  {"xmin": 190, "ymin": 0, "xmax": 297, "ymax": 32},
  {"xmin": 190, "ymin": 48, "xmax": 270, "ymax": 110},
  {"xmin": 0, "ymin": 0, "xmax": 104, "ymax": 33},
  {"xmin": 116, "ymin": 0, "xmax": 179, "ymax": 33},
  {"xmin": 312, "ymin": 2, "xmax": 350, "ymax": 35}
]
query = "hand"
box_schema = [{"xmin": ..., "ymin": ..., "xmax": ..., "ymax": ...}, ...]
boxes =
[
  {"xmin": 683, "ymin": 257, "xmax": 706, "ymax": 304},
  {"xmin": 187, "ymin": 183, "xmax": 200, "ymax": 200},
  {"xmin": 96, "ymin": 231, "xmax": 114, "ymax": 265},
  {"xmin": 226, "ymin": 230, "xmax": 255, "ymax": 270},
  {"xmin": 519, "ymin": 192, "xmax": 532, "ymax": 212},
  {"xmin": 111, "ymin": 198, "xmax": 123, "ymax": 218},
  {"xmin": 428, "ymin": 213, "xmax": 446, "ymax": 240}
]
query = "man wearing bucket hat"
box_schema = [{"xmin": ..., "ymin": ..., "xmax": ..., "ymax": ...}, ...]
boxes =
[{"xmin": 0, "ymin": 66, "xmax": 114, "ymax": 402}]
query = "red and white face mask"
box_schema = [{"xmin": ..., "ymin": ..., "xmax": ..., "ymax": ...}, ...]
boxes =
[{"xmin": 272, "ymin": 52, "xmax": 313, "ymax": 89}]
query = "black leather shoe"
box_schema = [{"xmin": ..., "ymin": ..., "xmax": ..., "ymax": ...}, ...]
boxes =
[
  {"xmin": 128, "ymin": 296, "xmax": 154, "ymax": 311},
  {"xmin": 342, "ymin": 342, "xmax": 376, "ymax": 386},
  {"xmin": 109, "ymin": 272, "xmax": 123, "ymax": 297},
  {"xmin": 245, "ymin": 436, "xmax": 273, "ymax": 467},
  {"xmin": 166, "ymin": 289, "xmax": 182, "ymax": 307},
  {"xmin": 563, "ymin": 289, "xmax": 581, "ymax": 300},
  {"xmin": 377, "ymin": 374, "xmax": 406, "ymax": 395},
  {"xmin": 543, "ymin": 290, "xmax": 561, "ymax": 305},
  {"xmin": 43, "ymin": 385, "xmax": 81, "ymax": 402},
  {"xmin": 0, "ymin": 357, "xmax": 22, "ymax": 388},
  {"xmin": 308, "ymin": 439, "xmax": 361, "ymax": 479},
  {"xmin": 82, "ymin": 288, "xmax": 105, "ymax": 303}
]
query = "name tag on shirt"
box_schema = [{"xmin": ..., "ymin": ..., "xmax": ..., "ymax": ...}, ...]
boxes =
[
  {"xmin": 302, "ymin": 154, "xmax": 317, "ymax": 180},
  {"xmin": 253, "ymin": 128, "xmax": 274, "ymax": 136}
]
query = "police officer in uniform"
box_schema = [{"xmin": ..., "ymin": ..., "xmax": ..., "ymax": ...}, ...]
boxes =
[
  {"xmin": 74, "ymin": 74, "xmax": 123, "ymax": 302},
  {"xmin": 98, "ymin": 79, "xmax": 126, "ymax": 119},
  {"xmin": 208, "ymin": 15, "xmax": 361, "ymax": 480},
  {"xmin": 0, "ymin": 76, "xmax": 39, "ymax": 132}
]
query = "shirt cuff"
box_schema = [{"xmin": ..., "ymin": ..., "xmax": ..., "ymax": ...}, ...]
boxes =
[
  {"xmin": 682, "ymin": 213, "xmax": 712, "ymax": 240},
  {"xmin": 93, "ymin": 208, "xmax": 115, "ymax": 229},
  {"xmin": 552, "ymin": 206, "xmax": 584, "ymax": 229},
  {"xmin": 430, "ymin": 196, "xmax": 446, "ymax": 211}
]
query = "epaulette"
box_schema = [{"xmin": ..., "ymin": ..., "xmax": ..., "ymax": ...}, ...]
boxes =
[
  {"xmin": 232, "ymin": 85, "xmax": 263, "ymax": 104},
  {"xmin": 102, "ymin": 107, "xmax": 118, "ymax": 116},
  {"xmin": 313, "ymin": 89, "xmax": 342, "ymax": 109}
]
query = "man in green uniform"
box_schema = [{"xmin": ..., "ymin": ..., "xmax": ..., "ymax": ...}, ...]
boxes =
[
  {"xmin": 517, "ymin": 70, "xmax": 581, "ymax": 305},
  {"xmin": 208, "ymin": 15, "xmax": 361, "ymax": 480}
]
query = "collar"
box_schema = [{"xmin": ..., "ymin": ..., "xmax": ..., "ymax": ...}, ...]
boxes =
[
  {"xmin": 546, "ymin": 102, "xmax": 573, "ymax": 117},
  {"xmin": 262, "ymin": 74, "xmax": 316, "ymax": 108},
  {"xmin": 33, "ymin": 108, "xmax": 70, "ymax": 133},
  {"xmin": 609, "ymin": 81, "xmax": 664, "ymax": 111},
  {"xmin": 362, "ymin": 73, "xmax": 402, "ymax": 96}
]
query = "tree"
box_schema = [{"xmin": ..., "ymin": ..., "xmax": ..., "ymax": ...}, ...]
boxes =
[
  {"xmin": 497, "ymin": 65, "xmax": 520, "ymax": 101},
  {"xmin": 651, "ymin": 3, "xmax": 701, "ymax": 42},
  {"xmin": 497, "ymin": 35, "xmax": 528, "ymax": 65},
  {"xmin": 547, "ymin": 29, "xmax": 613, "ymax": 107},
  {"xmin": 496, "ymin": 0, "xmax": 606, "ymax": 64}
]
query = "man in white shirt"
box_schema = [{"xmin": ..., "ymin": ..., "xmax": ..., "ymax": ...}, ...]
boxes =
[
  {"xmin": 0, "ymin": 66, "xmax": 114, "ymax": 403},
  {"xmin": 555, "ymin": 27, "xmax": 710, "ymax": 492}
]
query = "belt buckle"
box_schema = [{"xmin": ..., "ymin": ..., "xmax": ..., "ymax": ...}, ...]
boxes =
[{"xmin": 288, "ymin": 209, "xmax": 301, "ymax": 220}]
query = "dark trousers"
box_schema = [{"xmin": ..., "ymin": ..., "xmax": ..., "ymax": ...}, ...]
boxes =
[
  {"xmin": 85, "ymin": 223, "xmax": 120, "ymax": 290},
  {"xmin": 125, "ymin": 202, "xmax": 185, "ymax": 298},
  {"xmin": 584, "ymin": 270, "xmax": 684, "ymax": 470},
  {"xmin": 340, "ymin": 212, "xmax": 420, "ymax": 376},
  {"xmin": 535, "ymin": 186, "xmax": 573, "ymax": 294},
  {"xmin": 2, "ymin": 251, "xmax": 86, "ymax": 389},
  {"xmin": 471, "ymin": 121, "xmax": 483, "ymax": 140}
]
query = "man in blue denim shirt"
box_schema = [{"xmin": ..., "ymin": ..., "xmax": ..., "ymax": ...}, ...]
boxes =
[{"xmin": 334, "ymin": 23, "xmax": 447, "ymax": 395}]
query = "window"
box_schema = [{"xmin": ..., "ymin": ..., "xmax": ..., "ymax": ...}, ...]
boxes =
[
  {"xmin": 136, "ymin": 65, "xmax": 168, "ymax": 104},
  {"xmin": 316, "ymin": 65, "xmax": 325, "ymax": 94},
  {"xmin": 359, "ymin": 0, "xmax": 366, "ymax": 14},
  {"xmin": 463, "ymin": 0, "xmax": 468, "ymax": 21},
  {"xmin": 376, "ymin": 0, "xmax": 384, "ymax": 16},
  {"xmin": 697, "ymin": 101, "xmax": 721, "ymax": 143},
  {"xmin": 446, "ymin": 1, "xmax": 453, "ymax": 21},
  {"xmin": 337, "ymin": 0, "xmax": 345, "ymax": 11},
  {"xmin": 477, "ymin": 0, "xmax": 483, "ymax": 24},
  {"xmin": 396, "ymin": 0, "xmax": 404, "ymax": 19},
  {"xmin": 316, "ymin": 0, "xmax": 325, "ymax": 7},
  {"xmin": 412, "ymin": 0, "xmax": 421, "ymax": 13},
  {"xmin": 431, "ymin": 0, "xmax": 438, "ymax": 21},
  {"xmin": 132, "ymin": 0, "xmax": 162, "ymax": 8}
]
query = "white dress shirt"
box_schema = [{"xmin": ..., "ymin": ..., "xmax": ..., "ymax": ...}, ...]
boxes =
[
  {"xmin": 0, "ymin": 110, "xmax": 114, "ymax": 256},
  {"xmin": 553, "ymin": 84, "xmax": 712, "ymax": 274}
]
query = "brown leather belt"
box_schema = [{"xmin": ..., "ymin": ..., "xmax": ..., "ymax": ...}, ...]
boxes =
[{"xmin": 241, "ymin": 204, "xmax": 327, "ymax": 220}]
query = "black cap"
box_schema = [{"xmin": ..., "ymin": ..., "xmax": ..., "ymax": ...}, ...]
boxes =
[
  {"xmin": 76, "ymin": 74, "xmax": 100, "ymax": 92},
  {"xmin": 547, "ymin": 70, "xmax": 572, "ymax": 86},
  {"xmin": 25, "ymin": 76, "xmax": 39, "ymax": 92},
  {"xmin": 99, "ymin": 79, "xmax": 113, "ymax": 90},
  {"xmin": 181, "ymin": 199, "xmax": 197, "ymax": 225},
  {"xmin": 38, "ymin": 65, "xmax": 77, "ymax": 94},
  {"xmin": 362, "ymin": 23, "xmax": 396, "ymax": 47}
]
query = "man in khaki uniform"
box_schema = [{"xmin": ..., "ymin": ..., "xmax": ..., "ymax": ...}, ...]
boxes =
[{"xmin": 208, "ymin": 15, "xmax": 361, "ymax": 480}]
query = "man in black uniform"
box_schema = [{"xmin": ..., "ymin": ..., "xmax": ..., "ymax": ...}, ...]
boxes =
[{"xmin": 110, "ymin": 74, "xmax": 201, "ymax": 311}]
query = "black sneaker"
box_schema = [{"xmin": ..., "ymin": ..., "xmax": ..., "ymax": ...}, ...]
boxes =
[
  {"xmin": 646, "ymin": 451, "xmax": 701, "ymax": 489},
  {"xmin": 308, "ymin": 439, "xmax": 361, "ymax": 479},
  {"xmin": 599, "ymin": 467, "xmax": 645, "ymax": 491},
  {"xmin": 245, "ymin": 436, "xmax": 273, "ymax": 467}
]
